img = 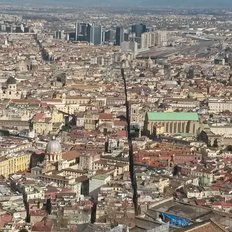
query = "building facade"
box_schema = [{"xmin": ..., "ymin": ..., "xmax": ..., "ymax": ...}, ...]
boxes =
[
  {"xmin": 144, "ymin": 112, "xmax": 199, "ymax": 136},
  {"xmin": 87, "ymin": 23, "xmax": 95, "ymax": 44},
  {"xmin": 141, "ymin": 31, "xmax": 168, "ymax": 49},
  {"xmin": 0, "ymin": 153, "xmax": 31, "ymax": 177},
  {"xmin": 141, "ymin": 32, "xmax": 157, "ymax": 49},
  {"xmin": 208, "ymin": 98, "xmax": 232, "ymax": 113},
  {"xmin": 131, "ymin": 23, "xmax": 147, "ymax": 38},
  {"xmin": 115, "ymin": 27, "xmax": 124, "ymax": 46},
  {"xmin": 0, "ymin": 77, "xmax": 22, "ymax": 100}
]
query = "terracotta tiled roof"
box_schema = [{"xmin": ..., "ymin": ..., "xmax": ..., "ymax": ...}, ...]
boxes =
[
  {"xmin": 195, "ymin": 199, "xmax": 206, "ymax": 206},
  {"xmin": 11, "ymin": 99, "xmax": 41, "ymax": 104},
  {"xmin": 99, "ymin": 113, "xmax": 113, "ymax": 120},
  {"xmin": 30, "ymin": 209, "xmax": 46, "ymax": 217},
  {"xmin": 31, "ymin": 219, "xmax": 54, "ymax": 232},
  {"xmin": 117, "ymin": 130, "xmax": 127, "ymax": 138},
  {"xmin": 114, "ymin": 120, "xmax": 127, "ymax": 127},
  {"xmin": 0, "ymin": 214, "xmax": 12, "ymax": 227},
  {"xmin": 213, "ymin": 201, "xmax": 232, "ymax": 207},
  {"xmin": 76, "ymin": 175, "xmax": 88, "ymax": 183},
  {"xmin": 62, "ymin": 150, "xmax": 81, "ymax": 161},
  {"xmin": 32, "ymin": 112, "xmax": 46, "ymax": 122}
]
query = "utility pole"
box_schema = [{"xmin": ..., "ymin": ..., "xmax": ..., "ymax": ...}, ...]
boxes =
[{"xmin": 121, "ymin": 64, "xmax": 139, "ymax": 216}]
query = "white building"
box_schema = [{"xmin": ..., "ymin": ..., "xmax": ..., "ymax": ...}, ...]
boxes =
[
  {"xmin": 141, "ymin": 31, "xmax": 168, "ymax": 49},
  {"xmin": 210, "ymin": 123, "xmax": 232, "ymax": 135},
  {"xmin": 89, "ymin": 174, "xmax": 111, "ymax": 194},
  {"xmin": 141, "ymin": 32, "xmax": 156, "ymax": 49},
  {"xmin": 208, "ymin": 98, "xmax": 232, "ymax": 113},
  {"xmin": 156, "ymin": 31, "xmax": 168, "ymax": 46},
  {"xmin": 120, "ymin": 40, "xmax": 138, "ymax": 56}
]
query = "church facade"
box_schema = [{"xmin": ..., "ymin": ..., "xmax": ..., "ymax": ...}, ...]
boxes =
[{"xmin": 144, "ymin": 112, "xmax": 199, "ymax": 136}]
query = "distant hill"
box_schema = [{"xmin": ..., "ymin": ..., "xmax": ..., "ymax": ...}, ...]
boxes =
[{"xmin": 1, "ymin": 0, "xmax": 232, "ymax": 8}]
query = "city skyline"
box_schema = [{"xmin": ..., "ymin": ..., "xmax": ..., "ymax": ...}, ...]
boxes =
[
  {"xmin": 1, "ymin": 0, "xmax": 232, "ymax": 8},
  {"xmin": 1, "ymin": 2, "xmax": 232, "ymax": 232}
]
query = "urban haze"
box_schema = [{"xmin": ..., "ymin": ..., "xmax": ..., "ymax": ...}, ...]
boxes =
[
  {"xmin": 0, "ymin": 1, "xmax": 232, "ymax": 232},
  {"xmin": 1, "ymin": 0, "xmax": 232, "ymax": 8}
]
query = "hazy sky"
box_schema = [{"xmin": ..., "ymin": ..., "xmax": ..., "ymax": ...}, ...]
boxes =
[{"xmin": 1, "ymin": 0, "xmax": 232, "ymax": 8}]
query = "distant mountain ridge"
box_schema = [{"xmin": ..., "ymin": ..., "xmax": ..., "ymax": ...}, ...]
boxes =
[{"xmin": 1, "ymin": 0, "xmax": 232, "ymax": 8}]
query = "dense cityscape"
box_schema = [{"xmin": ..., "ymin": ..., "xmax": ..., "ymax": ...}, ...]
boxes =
[{"xmin": 1, "ymin": 2, "xmax": 232, "ymax": 232}]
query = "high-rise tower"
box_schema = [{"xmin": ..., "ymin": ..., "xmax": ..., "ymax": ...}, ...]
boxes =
[
  {"xmin": 94, "ymin": 25, "xmax": 103, "ymax": 45},
  {"xmin": 87, "ymin": 23, "xmax": 95, "ymax": 44},
  {"xmin": 115, "ymin": 26, "xmax": 124, "ymax": 46}
]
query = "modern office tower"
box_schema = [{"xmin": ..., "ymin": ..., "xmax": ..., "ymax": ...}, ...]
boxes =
[
  {"xmin": 75, "ymin": 22, "xmax": 78, "ymax": 40},
  {"xmin": 75, "ymin": 22, "xmax": 88, "ymax": 41},
  {"xmin": 124, "ymin": 32, "xmax": 129, "ymax": 42},
  {"xmin": 6, "ymin": 26, "xmax": 12, "ymax": 33},
  {"xmin": 102, "ymin": 30, "xmax": 105, "ymax": 43},
  {"xmin": 131, "ymin": 23, "xmax": 147, "ymax": 37},
  {"xmin": 66, "ymin": 33, "xmax": 70, "ymax": 41},
  {"xmin": 104, "ymin": 30, "xmax": 113, "ymax": 43},
  {"xmin": 0, "ymin": 24, "xmax": 6, "ymax": 32},
  {"xmin": 60, "ymin": 30, "xmax": 64, "ymax": 39},
  {"xmin": 79, "ymin": 22, "xmax": 88, "ymax": 35},
  {"xmin": 75, "ymin": 22, "xmax": 103, "ymax": 44},
  {"xmin": 94, "ymin": 25, "xmax": 103, "ymax": 45},
  {"xmin": 55, "ymin": 31, "xmax": 59, "ymax": 39},
  {"xmin": 69, "ymin": 32, "xmax": 76, "ymax": 41},
  {"xmin": 15, "ymin": 26, "xmax": 23, "ymax": 33},
  {"xmin": 55, "ymin": 30, "xmax": 65, "ymax": 39},
  {"xmin": 87, "ymin": 23, "xmax": 95, "ymax": 44},
  {"xmin": 20, "ymin": 24, "xmax": 24, "ymax": 33},
  {"xmin": 24, "ymin": 27, "xmax": 30, "ymax": 33},
  {"xmin": 115, "ymin": 26, "xmax": 124, "ymax": 46}
]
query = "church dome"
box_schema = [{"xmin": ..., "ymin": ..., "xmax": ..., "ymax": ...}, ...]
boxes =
[
  {"xmin": 46, "ymin": 138, "xmax": 62, "ymax": 154},
  {"xmin": 6, "ymin": 76, "xmax": 16, "ymax": 85}
]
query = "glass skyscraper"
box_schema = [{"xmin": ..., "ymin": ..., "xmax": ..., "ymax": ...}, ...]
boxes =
[{"xmin": 115, "ymin": 26, "xmax": 124, "ymax": 46}]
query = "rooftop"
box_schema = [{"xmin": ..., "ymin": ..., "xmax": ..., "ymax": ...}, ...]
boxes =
[
  {"xmin": 147, "ymin": 112, "xmax": 199, "ymax": 121},
  {"xmin": 92, "ymin": 174, "xmax": 110, "ymax": 180},
  {"xmin": 175, "ymin": 220, "xmax": 226, "ymax": 232}
]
